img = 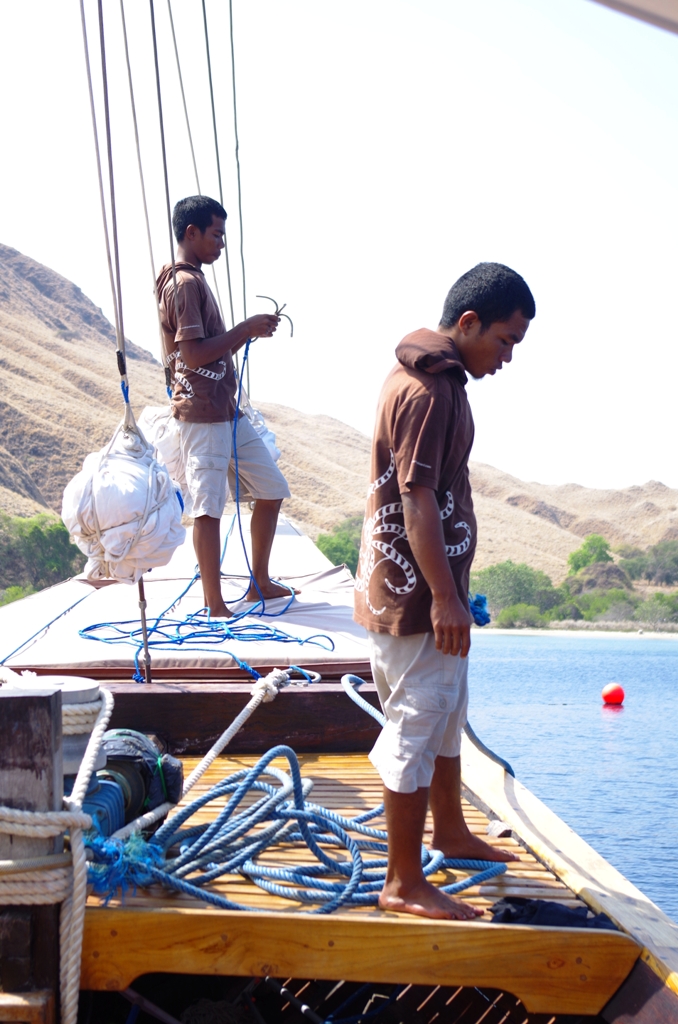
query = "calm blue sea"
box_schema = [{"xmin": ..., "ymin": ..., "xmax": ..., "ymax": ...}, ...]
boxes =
[{"xmin": 467, "ymin": 632, "xmax": 678, "ymax": 923}]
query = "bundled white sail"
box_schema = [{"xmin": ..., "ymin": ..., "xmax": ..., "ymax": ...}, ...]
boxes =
[{"xmin": 62, "ymin": 420, "xmax": 185, "ymax": 584}]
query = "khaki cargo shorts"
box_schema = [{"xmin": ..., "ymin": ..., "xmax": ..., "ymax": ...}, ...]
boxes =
[
  {"xmin": 367, "ymin": 630, "xmax": 469, "ymax": 794},
  {"xmin": 175, "ymin": 416, "xmax": 290, "ymax": 520}
]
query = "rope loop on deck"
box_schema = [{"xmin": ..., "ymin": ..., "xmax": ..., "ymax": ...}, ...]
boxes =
[{"xmin": 85, "ymin": 743, "xmax": 507, "ymax": 914}]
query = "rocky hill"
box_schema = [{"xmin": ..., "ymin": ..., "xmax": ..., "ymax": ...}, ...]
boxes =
[
  {"xmin": 468, "ymin": 465, "xmax": 678, "ymax": 583},
  {"xmin": 2, "ymin": 242, "xmax": 677, "ymax": 584},
  {"xmin": 0, "ymin": 243, "xmax": 165, "ymax": 514}
]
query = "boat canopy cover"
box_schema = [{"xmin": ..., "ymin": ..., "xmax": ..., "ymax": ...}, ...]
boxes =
[
  {"xmin": 0, "ymin": 515, "xmax": 370, "ymax": 675},
  {"xmin": 591, "ymin": 0, "xmax": 678, "ymax": 35}
]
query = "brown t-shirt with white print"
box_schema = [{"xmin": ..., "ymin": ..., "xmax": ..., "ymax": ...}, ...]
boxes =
[
  {"xmin": 354, "ymin": 329, "xmax": 476, "ymax": 636},
  {"xmin": 157, "ymin": 262, "xmax": 237, "ymax": 422}
]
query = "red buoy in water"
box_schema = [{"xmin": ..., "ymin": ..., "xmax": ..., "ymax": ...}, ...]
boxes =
[{"xmin": 602, "ymin": 683, "xmax": 625, "ymax": 705}]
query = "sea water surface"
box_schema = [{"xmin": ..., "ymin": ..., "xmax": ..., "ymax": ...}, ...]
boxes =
[{"xmin": 467, "ymin": 632, "xmax": 678, "ymax": 923}]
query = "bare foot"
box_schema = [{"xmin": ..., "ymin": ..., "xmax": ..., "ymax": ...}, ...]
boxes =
[
  {"xmin": 244, "ymin": 579, "xmax": 299, "ymax": 602},
  {"xmin": 378, "ymin": 878, "xmax": 484, "ymax": 920},
  {"xmin": 431, "ymin": 828, "xmax": 519, "ymax": 863}
]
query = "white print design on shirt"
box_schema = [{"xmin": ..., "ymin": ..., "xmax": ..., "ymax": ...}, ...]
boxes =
[
  {"xmin": 355, "ymin": 449, "xmax": 472, "ymax": 615},
  {"xmin": 172, "ymin": 355, "xmax": 228, "ymax": 398}
]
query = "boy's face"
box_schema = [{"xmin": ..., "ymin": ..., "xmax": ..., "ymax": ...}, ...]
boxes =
[
  {"xmin": 185, "ymin": 216, "xmax": 225, "ymax": 264},
  {"xmin": 458, "ymin": 309, "xmax": 530, "ymax": 379}
]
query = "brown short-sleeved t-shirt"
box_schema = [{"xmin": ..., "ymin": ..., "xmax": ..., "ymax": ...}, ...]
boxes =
[
  {"xmin": 157, "ymin": 261, "xmax": 237, "ymax": 422},
  {"xmin": 353, "ymin": 329, "xmax": 477, "ymax": 636}
]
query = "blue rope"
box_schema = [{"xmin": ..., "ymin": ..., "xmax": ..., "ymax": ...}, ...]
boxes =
[
  {"xmin": 124, "ymin": 1005, "xmax": 140, "ymax": 1024},
  {"xmin": 230, "ymin": 339, "xmax": 296, "ymax": 617},
  {"xmin": 469, "ymin": 592, "xmax": 490, "ymax": 626},
  {"xmin": 340, "ymin": 675, "xmax": 386, "ymax": 727},
  {"xmin": 85, "ymin": 743, "xmax": 506, "ymax": 912}
]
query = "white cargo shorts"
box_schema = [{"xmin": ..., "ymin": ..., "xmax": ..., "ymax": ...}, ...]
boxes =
[
  {"xmin": 367, "ymin": 630, "xmax": 469, "ymax": 794},
  {"xmin": 175, "ymin": 416, "xmax": 290, "ymax": 520}
]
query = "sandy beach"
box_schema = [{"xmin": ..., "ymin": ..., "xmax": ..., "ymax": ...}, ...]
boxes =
[{"xmin": 479, "ymin": 626, "xmax": 678, "ymax": 641}]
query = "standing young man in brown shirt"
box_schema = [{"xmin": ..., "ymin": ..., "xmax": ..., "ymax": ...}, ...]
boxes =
[
  {"xmin": 354, "ymin": 263, "xmax": 536, "ymax": 919},
  {"xmin": 157, "ymin": 195, "xmax": 292, "ymax": 617}
]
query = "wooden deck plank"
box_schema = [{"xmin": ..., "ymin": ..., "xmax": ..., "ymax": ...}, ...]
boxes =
[
  {"xmin": 81, "ymin": 905, "xmax": 638, "ymax": 1015},
  {"xmin": 89, "ymin": 753, "xmax": 580, "ymax": 918},
  {"xmin": 82, "ymin": 751, "xmax": 641, "ymax": 1014}
]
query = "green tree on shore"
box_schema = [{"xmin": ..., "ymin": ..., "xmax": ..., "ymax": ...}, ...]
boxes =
[
  {"xmin": 470, "ymin": 560, "xmax": 559, "ymax": 615},
  {"xmin": 0, "ymin": 513, "xmax": 85, "ymax": 605},
  {"xmin": 567, "ymin": 534, "xmax": 612, "ymax": 574},
  {"xmin": 316, "ymin": 517, "xmax": 363, "ymax": 576}
]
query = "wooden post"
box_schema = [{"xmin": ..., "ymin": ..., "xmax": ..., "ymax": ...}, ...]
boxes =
[{"xmin": 0, "ymin": 689, "xmax": 62, "ymax": 1017}]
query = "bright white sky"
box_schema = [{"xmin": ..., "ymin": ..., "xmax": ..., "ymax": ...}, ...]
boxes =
[{"xmin": 1, "ymin": 0, "xmax": 677, "ymax": 489}]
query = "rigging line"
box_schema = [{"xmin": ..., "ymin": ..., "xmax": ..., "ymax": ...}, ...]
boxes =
[
  {"xmin": 228, "ymin": 0, "xmax": 250, "ymax": 391},
  {"xmin": 167, "ymin": 0, "xmax": 201, "ymax": 193},
  {"xmin": 97, "ymin": 0, "xmax": 126, "ymax": 361},
  {"xmin": 167, "ymin": 0, "xmax": 227, "ymax": 327},
  {"xmin": 148, "ymin": 0, "xmax": 180, "ymax": 331},
  {"xmin": 201, "ymin": 0, "xmax": 236, "ymax": 329},
  {"xmin": 78, "ymin": 0, "xmax": 123, "ymax": 360},
  {"xmin": 119, "ymin": 0, "xmax": 165, "ymax": 360}
]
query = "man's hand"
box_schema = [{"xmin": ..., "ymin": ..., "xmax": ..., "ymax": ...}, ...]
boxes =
[
  {"xmin": 243, "ymin": 314, "xmax": 280, "ymax": 338},
  {"xmin": 178, "ymin": 314, "xmax": 281, "ymax": 369},
  {"xmin": 430, "ymin": 588, "xmax": 472, "ymax": 658}
]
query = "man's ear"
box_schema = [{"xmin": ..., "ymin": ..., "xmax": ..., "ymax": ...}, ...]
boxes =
[
  {"xmin": 184, "ymin": 223, "xmax": 200, "ymax": 242},
  {"xmin": 458, "ymin": 310, "xmax": 481, "ymax": 335}
]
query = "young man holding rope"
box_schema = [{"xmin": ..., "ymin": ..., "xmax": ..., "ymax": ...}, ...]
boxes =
[
  {"xmin": 157, "ymin": 195, "xmax": 292, "ymax": 617},
  {"xmin": 354, "ymin": 263, "xmax": 536, "ymax": 920}
]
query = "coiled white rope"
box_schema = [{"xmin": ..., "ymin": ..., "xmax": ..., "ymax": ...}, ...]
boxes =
[
  {"xmin": 63, "ymin": 700, "xmax": 103, "ymax": 735},
  {"xmin": 0, "ymin": 687, "xmax": 114, "ymax": 1024}
]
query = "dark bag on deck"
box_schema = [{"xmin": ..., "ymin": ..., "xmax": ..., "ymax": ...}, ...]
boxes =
[{"xmin": 491, "ymin": 896, "xmax": 617, "ymax": 930}]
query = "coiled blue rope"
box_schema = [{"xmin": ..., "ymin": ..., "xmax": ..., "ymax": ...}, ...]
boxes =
[{"xmin": 85, "ymin": 737, "xmax": 506, "ymax": 911}]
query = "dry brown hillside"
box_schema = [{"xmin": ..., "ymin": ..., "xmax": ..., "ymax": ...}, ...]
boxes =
[
  {"xmin": 469, "ymin": 465, "xmax": 678, "ymax": 583},
  {"xmin": 2, "ymin": 243, "xmax": 677, "ymax": 584},
  {"xmin": 0, "ymin": 243, "xmax": 166, "ymax": 511}
]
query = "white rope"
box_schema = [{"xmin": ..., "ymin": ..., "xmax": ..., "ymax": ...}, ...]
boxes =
[
  {"xmin": 0, "ymin": 688, "xmax": 114, "ymax": 1024},
  {"xmin": 63, "ymin": 699, "xmax": 103, "ymax": 735},
  {"xmin": 0, "ymin": 853, "xmax": 72, "ymax": 876},
  {"xmin": 0, "ymin": 870, "xmax": 73, "ymax": 904},
  {"xmin": 0, "ymin": 670, "xmax": 104, "ymax": 735},
  {"xmin": 111, "ymin": 668, "xmax": 289, "ymax": 841},
  {"xmin": 0, "ymin": 809, "xmax": 91, "ymax": 838}
]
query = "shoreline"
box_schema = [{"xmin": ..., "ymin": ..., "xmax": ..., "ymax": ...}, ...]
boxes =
[{"xmin": 477, "ymin": 626, "xmax": 678, "ymax": 641}]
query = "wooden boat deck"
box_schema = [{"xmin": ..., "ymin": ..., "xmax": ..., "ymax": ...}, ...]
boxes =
[
  {"xmin": 96, "ymin": 753, "xmax": 587, "ymax": 914},
  {"xmin": 82, "ymin": 753, "xmax": 640, "ymax": 1016}
]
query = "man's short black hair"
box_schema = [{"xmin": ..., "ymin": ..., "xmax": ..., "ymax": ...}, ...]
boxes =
[
  {"xmin": 440, "ymin": 262, "xmax": 536, "ymax": 330},
  {"xmin": 172, "ymin": 195, "xmax": 227, "ymax": 242}
]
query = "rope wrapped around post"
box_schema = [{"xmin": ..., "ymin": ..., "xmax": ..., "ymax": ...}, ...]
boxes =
[{"xmin": 0, "ymin": 688, "xmax": 114, "ymax": 1024}]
